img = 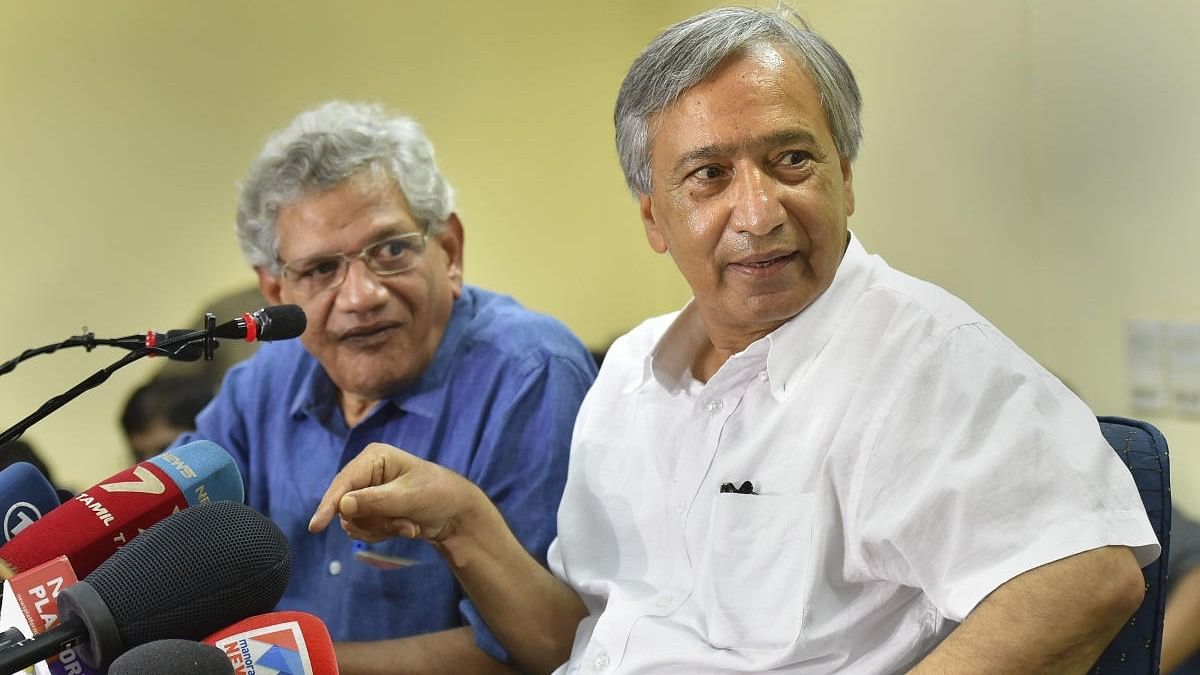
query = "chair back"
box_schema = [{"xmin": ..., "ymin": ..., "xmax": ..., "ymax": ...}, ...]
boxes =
[{"xmin": 1092, "ymin": 416, "xmax": 1171, "ymax": 674}]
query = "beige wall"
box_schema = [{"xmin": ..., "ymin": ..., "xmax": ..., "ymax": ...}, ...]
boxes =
[
  {"xmin": 3, "ymin": 1, "xmax": 1199, "ymax": 514},
  {"xmin": 0, "ymin": 1, "xmax": 690, "ymax": 488},
  {"xmin": 657, "ymin": 0, "xmax": 1200, "ymax": 512}
]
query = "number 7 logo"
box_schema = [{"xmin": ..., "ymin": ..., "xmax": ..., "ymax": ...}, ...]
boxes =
[{"xmin": 98, "ymin": 466, "xmax": 166, "ymax": 494}]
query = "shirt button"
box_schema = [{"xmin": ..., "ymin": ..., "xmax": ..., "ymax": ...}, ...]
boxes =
[
  {"xmin": 593, "ymin": 653, "xmax": 610, "ymax": 670},
  {"xmin": 676, "ymin": 500, "xmax": 687, "ymax": 514},
  {"xmin": 757, "ymin": 370, "xmax": 769, "ymax": 383},
  {"xmin": 656, "ymin": 594, "xmax": 673, "ymax": 608},
  {"xmin": 328, "ymin": 560, "xmax": 343, "ymax": 576},
  {"xmin": 704, "ymin": 399, "xmax": 724, "ymax": 414}
]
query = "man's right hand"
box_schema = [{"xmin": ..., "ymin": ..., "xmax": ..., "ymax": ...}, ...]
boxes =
[
  {"xmin": 310, "ymin": 441, "xmax": 588, "ymax": 674},
  {"xmin": 308, "ymin": 442, "xmax": 485, "ymax": 545}
]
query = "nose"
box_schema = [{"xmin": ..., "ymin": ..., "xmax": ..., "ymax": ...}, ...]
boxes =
[
  {"xmin": 729, "ymin": 164, "xmax": 786, "ymax": 236},
  {"xmin": 334, "ymin": 258, "xmax": 389, "ymax": 312}
]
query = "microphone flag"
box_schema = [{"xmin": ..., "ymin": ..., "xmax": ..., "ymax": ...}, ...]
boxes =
[
  {"xmin": 0, "ymin": 556, "xmax": 99, "ymax": 675},
  {"xmin": 205, "ymin": 611, "xmax": 338, "ymax": 675}
]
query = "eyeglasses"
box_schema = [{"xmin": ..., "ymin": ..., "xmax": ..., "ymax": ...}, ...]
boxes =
[{"xmin": 277, "ymin": 230, "xmax": 428, "ymax": 296}]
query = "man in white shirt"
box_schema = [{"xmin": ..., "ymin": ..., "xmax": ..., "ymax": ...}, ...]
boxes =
[{"xmin": 310, "ymin": 7, "xmax": 1159, "ymax": 673}]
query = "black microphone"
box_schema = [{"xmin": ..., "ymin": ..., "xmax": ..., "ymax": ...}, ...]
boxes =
[
  {"xmin": 108, "ymin": 639, "xmax": 235, "ymax": 675},
  {"xmin": 103, "ymin": 304, "xmax": 306, "ymax": 361},
  {"xmin": 210, "ymin": 304, "xmax": 307, "ymax": 342},
  {"xmin": 0, "ymin": 500, "xmax": 291, "ymax": 671}
]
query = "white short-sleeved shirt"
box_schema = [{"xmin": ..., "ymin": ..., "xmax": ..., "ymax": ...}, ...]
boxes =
[{"xmin": 548, "ymin": 234, "xmax": 1158, "ymax": 674}]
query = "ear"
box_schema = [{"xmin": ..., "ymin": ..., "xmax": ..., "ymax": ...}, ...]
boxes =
[
  {"xmin": 840, "ymin": 156, "xmax": 855, "ymax": 217},
  {"xmin": 256, "ymin": 266, "xmax": 284, "ymax": 305},
  {"xmin": 437, "ymin": 213, "xmax": 465, "ymax": 299},
  {"xmin": 639, "ymin": 194, "xmax": 668, "ymax": 254}
]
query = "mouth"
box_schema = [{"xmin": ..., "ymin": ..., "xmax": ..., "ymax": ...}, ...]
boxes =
[
  {"xmin": 337, "ymin": 322, "xmax": 402, "ymax": 342},
  {"xmin": 728, "ymin": 251, "xmax": 798, "ymax": 274}
]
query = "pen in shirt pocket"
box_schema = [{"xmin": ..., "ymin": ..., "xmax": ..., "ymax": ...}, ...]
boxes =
[
  {"xmin": 353, "ymin": 540, "xmax": 420, "ymax": 570},
  {"xmin": 719, "ymin": 480, "xmax": 757, "ymax": 495}
]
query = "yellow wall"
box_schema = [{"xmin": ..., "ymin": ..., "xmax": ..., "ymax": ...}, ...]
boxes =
[
  {"xmin": 0, "ymin": 1, "xmax": 691, "ymax": 488},
  {"xmin": 3, "ymin": 1, "xmax": 1199, "ymax": 515}
]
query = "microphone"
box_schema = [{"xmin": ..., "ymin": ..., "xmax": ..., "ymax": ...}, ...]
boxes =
[
  {"xmin": 0, "ymin": 499, "xmax": 291, "ymax": 671},
  {"xmin": 0, "ymin": 440, "xmax": 244, "ymax": 579},
  {"xmin": 118, "ymin": 304, "xmax": 308, "ymax": 359},
  {"xmin": 0, "ymin": 462, "xmax": 60, "ymax": 543},
  {"xmin": 205, "ymin": 611, "xmax": 340, "ymax": 675},
  {"xmin": 211, "ymin": 304, "xmax": 307, "ymax": 342},
  {"xmin": 108, "ymin": 639, "xmax": 236, "ymax": 674},
  {"xmin": 0, "ymin": 307, "xmax": 306, "ymax": 448}
]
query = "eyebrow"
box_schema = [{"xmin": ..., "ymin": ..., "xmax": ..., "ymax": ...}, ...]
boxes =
[
  {"xmin": 670, "ymin": 128, "xmax": 821, "ymax": 177},
  {"xmin": 282, "ymin": 224, "xmax": 419, "ymax": 263}
]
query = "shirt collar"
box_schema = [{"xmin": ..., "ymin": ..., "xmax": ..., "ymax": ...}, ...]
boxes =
[
  {"xmin": 638, "ymin": 232, "xmax": 876, "ymax": 400},
  {"xmin": 288, "ymin": 286, "xmax": 479, "ymax": 423},
  {"xmin": 763, "ymin": 232, "xmax": 874, "ymax": 398}
]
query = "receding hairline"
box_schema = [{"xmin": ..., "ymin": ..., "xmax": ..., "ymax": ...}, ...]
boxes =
[
  {"xmin": 644, "ymin": 42, "xmax": 839, "ymax": 184},
  {"xmin": 272, "ymin": 171, "xmax": 433, "ymax": 264}
]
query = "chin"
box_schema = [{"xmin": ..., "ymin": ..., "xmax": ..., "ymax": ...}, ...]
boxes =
[
  {"xmin": 324, "ymin": 357, "xmax": 416, "ymax": 397},
  {"xmin": 742, "ymin": 292, "xmax": 817, "ymax": 323}
]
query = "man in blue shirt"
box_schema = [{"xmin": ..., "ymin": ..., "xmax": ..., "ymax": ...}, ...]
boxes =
[{"xmin": 180, "ymin": 101, "xmax": 596, "ymax": 674}]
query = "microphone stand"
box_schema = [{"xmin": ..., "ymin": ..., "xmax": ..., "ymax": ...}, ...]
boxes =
[
  {"xmin": 0, "ymin": 333, "xmax": 104, "ymax": 377},
  {"xmin": 0, "ymin": 312, "xmax": 221, "ymax": 377},
  {"xmin": 0, "ymin": 314, "xmax": 218, "ymax": 447}
]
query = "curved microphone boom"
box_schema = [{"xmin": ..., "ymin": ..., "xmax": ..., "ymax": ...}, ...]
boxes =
[
  {"xmin": 0, "ymin": 304, "xmax": 307, "ymax": 374},
  {"xmin": 0, "ymin": 305, "xmax": 305, "ymax": 446},
  {"xmin": 0, "ymin": 500, "xmax": 291, "ymax": 671}
]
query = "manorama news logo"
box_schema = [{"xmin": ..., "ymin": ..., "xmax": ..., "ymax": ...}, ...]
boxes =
[
  {"xmin": 217, "ymin": 622, "xmax": 313, "ymax": 675},
  {"xmin": 4, "ymin": 501, "xmax": 43, "ymax": 541}
]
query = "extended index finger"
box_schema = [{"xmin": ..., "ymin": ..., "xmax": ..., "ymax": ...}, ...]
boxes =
[{"xmin": 308, "ymin": 443, "xmax": 401, "ymax": 533}]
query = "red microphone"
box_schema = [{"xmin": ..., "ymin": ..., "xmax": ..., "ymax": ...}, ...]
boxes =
[
  {"xmin": 204, "ymin": 611, "xmax": 339, "ymax": 675},
  {"xmin": 0, "ymin": 440, "xmax": 243, "ymax": 579}
]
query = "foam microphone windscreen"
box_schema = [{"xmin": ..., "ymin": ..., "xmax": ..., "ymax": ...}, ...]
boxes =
[
  {"xmin": 76, "ymin": 500, "xmax": 290, "ymax": 654},
  {"xmin": 0, "ymin": 500, "xmax": 289, "ymax": 672},
  {"xmin": 205, "ymin": 610, "xmax": 340, "ymax": 675},
  {"xmin": 0, "ymin": 440, "xmax": 244, "ymax": 578},
  {"xmin": 254, "ymin": 304, "xmax": 307, "ymax": 341},
  {"xmin": 108, "ymin": 639, "xmax": 235, "ymax": 675},
  {"xmin": 0, "ymin": 461, "xmax": 60, "ymax": 543}
]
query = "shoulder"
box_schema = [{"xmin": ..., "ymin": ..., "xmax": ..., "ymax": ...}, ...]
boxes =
[
  {"xmin": 218, "ymin": 337, "xmax": 316, "ymax": 399},
  {"xmin": 601, "ymin": 312, "xmax": 676, "ymax": 365},
  {"xmin": 457, "ymin": 286, "xmax": 595, "ymax": 376},
  {"xmin": 855, "ymin": 261, "xmax": 991, "ymax": 347}
]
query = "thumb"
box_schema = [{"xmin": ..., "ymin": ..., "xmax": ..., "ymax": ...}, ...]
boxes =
[{"xmin": 340, "ymin": 482, "xmax": 410, "ymax": 520}]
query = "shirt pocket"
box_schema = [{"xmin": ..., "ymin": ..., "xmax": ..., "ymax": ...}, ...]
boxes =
[{"xmin": 699, "ymin": 492, "xmax": 816, "ymax": 651}]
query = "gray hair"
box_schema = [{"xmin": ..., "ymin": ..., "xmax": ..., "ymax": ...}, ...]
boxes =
[
  {"xmin": 614, "ymin": 6, "xmax": 862, "ymax": 195},
  {"xmin": 236, "ymin": 101, "xmax": 455, "ymax": 271}
]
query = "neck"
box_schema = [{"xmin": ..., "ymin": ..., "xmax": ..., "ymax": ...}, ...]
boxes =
[
  {"xmin": 691, "ymin": 325, "xmax": 779, "ymax": 382},
  {"xmin": 339, "ymin": 391, "xmax": 381, "ymax": 428}
]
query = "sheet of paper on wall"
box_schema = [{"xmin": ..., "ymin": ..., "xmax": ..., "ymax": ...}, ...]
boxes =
[
  {"xmin": 1126, "ymin": 320, "xmax": 1170, "ymax": 415},
  {"xmin": 1168, "ymin": 322, "xmax": 1200, "ymax": 418}
]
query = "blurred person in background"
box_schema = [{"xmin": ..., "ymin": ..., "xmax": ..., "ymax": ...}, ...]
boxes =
[{"xmin": 119, "ymin": 375, "xmax": 215, "ymax": 463}]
